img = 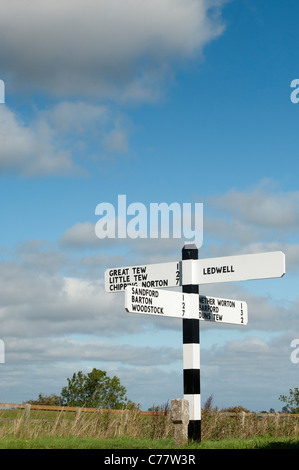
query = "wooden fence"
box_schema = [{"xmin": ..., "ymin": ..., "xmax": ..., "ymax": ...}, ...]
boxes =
[
  {"xmin": 0, "ymin": 402, "xmax": 299, "ymax": 425},
  {"xmin": 0, "ymin": 402, "xmax": 163, "ymax": 424}
]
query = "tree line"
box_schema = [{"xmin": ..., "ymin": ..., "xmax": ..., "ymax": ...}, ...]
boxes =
[{"xmin": 26, "ymin": 368, "xmax": 299, "ymax": 414}]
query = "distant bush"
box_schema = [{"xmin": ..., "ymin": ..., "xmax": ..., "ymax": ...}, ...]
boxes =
[
  {"xmin": 220, "ymin": 405, "xmax": 251, "ymax": 413},
  {"xmin": 25, "ymin": 393, "xmax": 62, "ymax": 406}
]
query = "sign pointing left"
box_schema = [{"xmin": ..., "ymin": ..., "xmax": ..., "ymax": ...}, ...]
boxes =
[
  {"xmin": 125, "ymin": 286, "xmax": 191, "ymax": 319},
  {"xmin": 105, "ymin": 261, "xmax": 181, "ymax": 292}
]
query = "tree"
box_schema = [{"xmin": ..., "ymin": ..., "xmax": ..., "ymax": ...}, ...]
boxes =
[
  {"xmin": 279, "ymin": 387, "xmax": 299, "ymax": 413},
  {"xmin": 60, "ymin": 368, "xmax": 129, "ymax": 409}
]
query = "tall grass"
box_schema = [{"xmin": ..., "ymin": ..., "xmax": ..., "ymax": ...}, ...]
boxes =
[
  {"xmin": 201, "ymin": 409, "xmax": 299, "ymax": 440},
  {"xmin": 0, "ymin": 405, "xmax": 298, "ymax": 442},
  {"xmin": 0, "ymin": 405, "xmax": 174, "ymax": 441}
]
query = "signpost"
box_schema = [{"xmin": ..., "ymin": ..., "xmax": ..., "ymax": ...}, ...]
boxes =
[{"xmin": 105, "ymin": 248, "xmax": 285, "ymax": 442}]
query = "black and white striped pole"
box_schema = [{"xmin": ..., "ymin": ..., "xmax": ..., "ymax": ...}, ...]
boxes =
[{"xmin": 182, "ymin": 244, "xmax": 201, "ymax": 442}]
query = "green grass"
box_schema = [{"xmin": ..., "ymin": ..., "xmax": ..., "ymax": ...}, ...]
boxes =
[
  {"xmin": 0, "ymin": 436, "xmax": 174, "ymax": 449},
  {"xmin": 0, "ymin": 406, "xmax": 298, "ymax": 449},
  {"xmin": 186, "ymin": 436, "xmax": 299, "ymax": 449},
  {"xmin": 0, "ymin": 435, "xmax": 298, "ymax": 449}
]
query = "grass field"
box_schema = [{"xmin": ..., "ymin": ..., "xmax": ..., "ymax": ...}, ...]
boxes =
[
  {"xmin": 0, "ymin": 435, "xmax": 298, "ymax": 449},
  {"xmin": 0, "ymin": 405, "xmax": 298, "ymax": 449}
]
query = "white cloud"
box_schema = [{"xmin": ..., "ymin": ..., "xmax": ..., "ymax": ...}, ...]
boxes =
[
  {"xmin": 102, "ymin": 127, "xmax": 129, "ymax": 154},
  {"xmin": 45, "ymin": 101, "xmax": 108, "ymax": 135},
  {"xmin": 59, "ymin": 222, "xmax": 101, "ymax": 248},
  {"xmin": 0, "ymin": 273, "xmax": 141, "ymax": 339},
  {"xmin": 6, "ymin": 336, "xmax": 180, "ymax": 367},
  {"xmin": 0, "ymin": 101, "xmax": 131, "ymax": 176},
  {"xmin": 199, "ymin": 182, "xmax": 299, "ymax": 274},
  {"xmin": 0, "ymin": 105, "xmax": 79, "ymax": 176},
  {"xmin": 201, "ymin": 332, "xmax": 298, "ymax": 411},
  {"xmin": 207, "ymin": 181, "xmax": 299, "ymax": 233},
  {"xmin": 0, "ymin": 0, "xmax": 226, "ymax": 102}
]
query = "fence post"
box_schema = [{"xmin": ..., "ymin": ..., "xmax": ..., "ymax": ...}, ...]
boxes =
[
  {"xmin": 23, "ymin": 403, "xmax": 31, "ymax": 426},
  {"xmin": 123, "ymin": 409, "xmax": 130, "ymax": 428},
  {"xmin": 171, "ymin": 399, "xmax": 189, "ymax": 447},
  {"xmin": 241, "ymin": 411, "xmax": 246, "ymax": 428},
  {"xmin": 75, "ymin": 407, "xmax": 82, "ymax": 423}
]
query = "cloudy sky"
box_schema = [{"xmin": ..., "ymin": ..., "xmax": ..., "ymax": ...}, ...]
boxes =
[{"xmin": 0, "ymin": 0, "xmax": 298, "ymax": 412}]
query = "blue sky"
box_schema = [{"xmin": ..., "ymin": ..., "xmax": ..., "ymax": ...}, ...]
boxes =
[{"xmin": 0, "ymin": 0, "xmax": 299, "ymax": 413}]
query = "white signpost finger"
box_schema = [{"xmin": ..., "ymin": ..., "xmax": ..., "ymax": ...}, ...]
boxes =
[
  {"xmin": 105, "ymin": 261, "xmax": 181, "ymax": 292},
  {"xmin": 199, "ymin": 295, "xmax": 248, "ymax": 325},
  {"xmin": 125, "ymin": 285, "xmax": 192, "ymax": 319},
  {"xmin": 183, "ymin": 251, "xmax": 285, "ymax": 285}
]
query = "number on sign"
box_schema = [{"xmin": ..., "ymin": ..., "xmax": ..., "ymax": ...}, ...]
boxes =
[
  {"xmin": 182, "ymin": 294, "xmax": 185, "ymax": 317},
  {"xmin": 176, "ymin": 263, "xmax": 180, "ymax": 285}
]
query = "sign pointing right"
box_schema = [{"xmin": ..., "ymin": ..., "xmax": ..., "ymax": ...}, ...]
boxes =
[
  {"xmin": 199, "ymin": 295, "xmax": 247, "ymax": 325},
  {"xmin": 183, "ymin": 251, "xmax": 285, "ymax": 285}
]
